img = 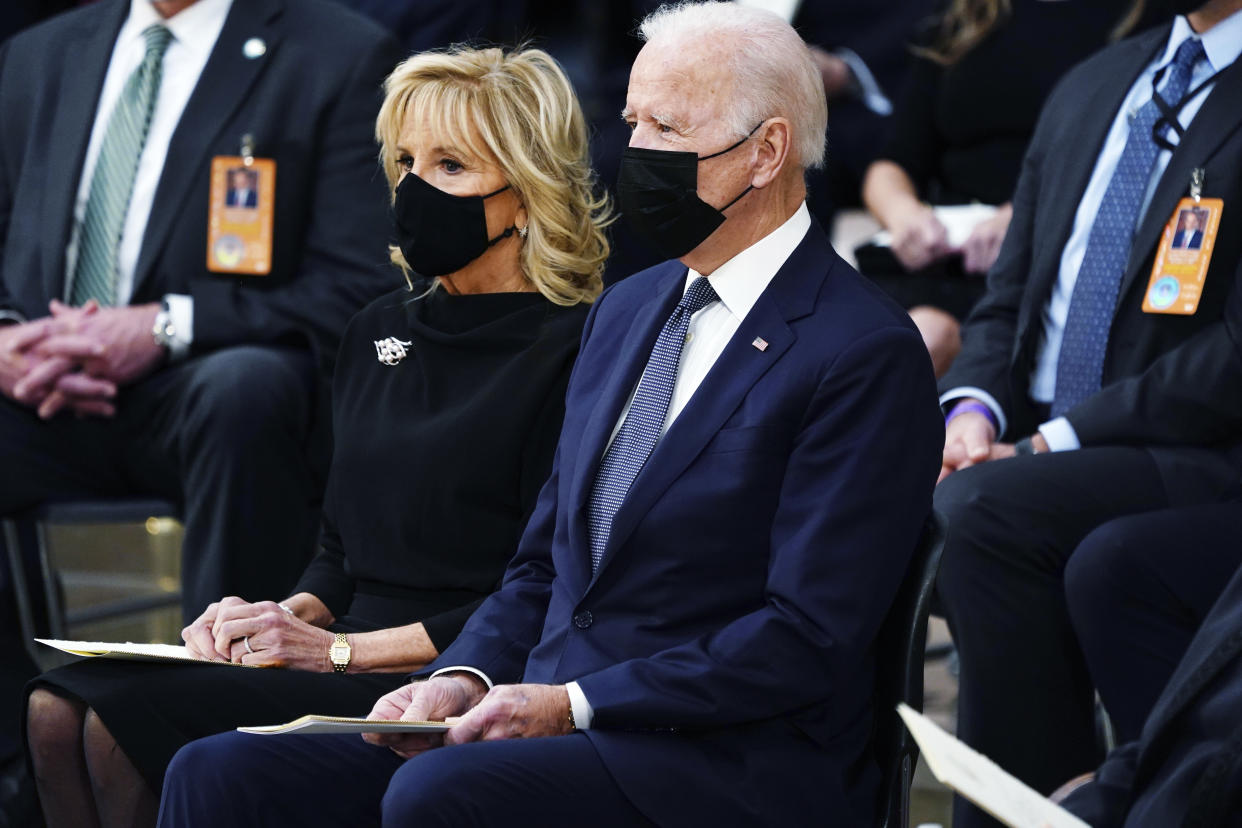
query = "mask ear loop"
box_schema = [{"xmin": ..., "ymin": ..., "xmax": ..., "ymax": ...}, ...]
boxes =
[
  {"xmin": 698, "ymin": 121, "xmax": 765, "ymax": 161},
  {"xmin": 481, "ymin": 184, "xmax": 517, "ymax": 246}
]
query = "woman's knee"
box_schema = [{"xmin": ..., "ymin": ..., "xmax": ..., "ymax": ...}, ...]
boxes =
[
  {"xmin": 26, "ymin": 690, "xmax": 87, "ymax": 771},
  {"xmin": 908, "ymin": 305, "xmax": 961, "ymax": 377}
]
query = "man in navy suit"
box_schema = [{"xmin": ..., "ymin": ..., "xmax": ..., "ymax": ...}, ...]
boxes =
[
  {"xmin": 157, "ymin": 4, "xmax": 943, "ymax": 827},
  {"xmin": 1172, "ymin": 208, "xmax": 1206, "ymax": 248},
  {"xmin": 224, "ymin": 168, "xmax": 258, "ymax": 208}
]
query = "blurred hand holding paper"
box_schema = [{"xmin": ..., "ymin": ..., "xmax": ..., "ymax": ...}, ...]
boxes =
[{"xmin": 897, "ymin": 704, "xmax": 1092, "ymax": 828}]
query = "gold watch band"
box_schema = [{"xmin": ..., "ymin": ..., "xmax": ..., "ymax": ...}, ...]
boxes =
[{"xmin": 330, "ymin": 632, "xmax": 350, "ymax": 673}]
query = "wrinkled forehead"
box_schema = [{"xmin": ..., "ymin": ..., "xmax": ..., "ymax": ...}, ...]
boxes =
[{"xmin": 627, "ymin": 39, "xmax": 735, "ymax": 123}]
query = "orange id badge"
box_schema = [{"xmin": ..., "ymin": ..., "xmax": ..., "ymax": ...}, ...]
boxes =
[
  {"xmin": 1142, "ymin": 197, "xmax": 1223, "ymax": 315},
  {"xmin": 207, "ymin": 155, "xmax": 275, "ymax": 275}
]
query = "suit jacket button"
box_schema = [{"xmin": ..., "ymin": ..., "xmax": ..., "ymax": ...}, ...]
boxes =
[{"xmin": 573, "ymin": 610, "xmax": 593, "ymax": 629}]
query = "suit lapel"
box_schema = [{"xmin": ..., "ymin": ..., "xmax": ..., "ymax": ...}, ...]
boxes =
[
  {"xmin": 1121, "ymin": 57, "xmax": 1242, "ymax": 301},
  {"xmin": 131, "ymin": 0, "xmax": 283, "ymax": 295},
  {"xmin": 40, "ymin": 1, "xmax": 128, "ymax": 301},
  {"xmin": 587, "ymin": 226, "xmax": 831, "ymax": 585},
  {"xmin": 1016, "ymin": 29, "xmax": 1166, "ymax": 340}
]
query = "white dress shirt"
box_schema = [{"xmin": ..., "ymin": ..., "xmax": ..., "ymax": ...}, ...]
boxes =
[
  {"xmin": 65, "ymin": 0, "xmax": 233, "ymax": 354},
  {"xmin": 942, "ymin": 11, "xmax": 1242, "ymax": 449},
  {"xmin": 435, "ymin": 202, "xmax": 814, "ymax": 729}
]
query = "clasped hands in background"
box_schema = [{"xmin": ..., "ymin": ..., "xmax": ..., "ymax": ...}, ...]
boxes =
[
  {"xmin": 0, "ymin": 299, "xmax": 165, "ymax": 418},
  {"xmin": 889, "ymin": 201, "xmax": 1014, "ymax": 274},
  {"xmin": 938, "ymin": 405, "xmax": 1049, "ymax": 483}
]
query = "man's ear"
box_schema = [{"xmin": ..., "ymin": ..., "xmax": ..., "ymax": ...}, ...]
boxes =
[{"xmin": 750, "ymin": 118, "xmax": 792, "ymax": 188}]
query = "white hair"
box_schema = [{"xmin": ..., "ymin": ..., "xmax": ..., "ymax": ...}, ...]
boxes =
[{"xmin": 638, "ymin": 1, "xmax": 828, "ymax": 170}]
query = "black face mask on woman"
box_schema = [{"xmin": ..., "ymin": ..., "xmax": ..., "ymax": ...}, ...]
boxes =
[
  {"xmin": 392, "ymin": 172, "xmax": 516, "ymax": 277},
  {"xmin": 616, "ymin": 123, "xmax": 761, "ymax": 259}
]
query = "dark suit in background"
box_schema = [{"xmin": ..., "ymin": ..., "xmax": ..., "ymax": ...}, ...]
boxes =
[
  {"xmin": 1064, "ymin": 544, "xmax": 1242, "ymax": 827},
  {"xmin": 934, "ymin": 19, "xmax": 1242, "ymax": 826},
  {"xmin": 1062, "ymin": 256, "xmax": 1242, "ymax": 742},
  {"xmin": 0, "ymin": 0, "xmax": 399, "ymax": 780}
]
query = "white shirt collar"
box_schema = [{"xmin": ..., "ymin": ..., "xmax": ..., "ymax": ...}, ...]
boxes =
[
  {"xmin": 1160, "ymin": 11, "xmax": 1242, "ymax": 74},
  {"xmin": 122, "ymin": 0, "xmax": 234, "ymax": 60},
  {"xmin": 685, "ymin": 201, "xmax": 811, "ymax": 321}
]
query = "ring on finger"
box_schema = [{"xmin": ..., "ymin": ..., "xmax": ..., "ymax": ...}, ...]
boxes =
[{"xmin": 243, "ymin": 635, "xmax": 254, "ymax": 655}]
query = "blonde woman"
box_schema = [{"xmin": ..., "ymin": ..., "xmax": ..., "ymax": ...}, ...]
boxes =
[
  {"xmin": 861, "ymin": 0, "xmax": 1138, "ymax": 374},
  {"xmin": 24, "ymin": 45, "xmax": 609, "ymax": 828}
]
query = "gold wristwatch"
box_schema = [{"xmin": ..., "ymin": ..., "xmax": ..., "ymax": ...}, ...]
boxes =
[{"xmin": 329, "ymin": 633, "xmax": 352, "ymax": 673}]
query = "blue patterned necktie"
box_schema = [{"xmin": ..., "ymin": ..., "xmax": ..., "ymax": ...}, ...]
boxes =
[
  {"xmin": 586, "ymin": 276, "xmax": 719, "ymax": 572},
  {"xmin": 1052, "ymin": 37, "xmax": 1205, "ymax": 416},
  {"xmin": 71, "ymin": 24, "xmax": 173, "ymax": 307}
]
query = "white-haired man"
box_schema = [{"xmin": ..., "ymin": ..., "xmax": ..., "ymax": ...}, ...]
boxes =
[{"xmin": 157, "ymin": 4, "xmax": 943, "ymax": 826}]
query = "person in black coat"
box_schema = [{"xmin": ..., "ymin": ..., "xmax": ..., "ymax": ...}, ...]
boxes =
[
  {"xmin": 1063, "ymin": 542, "xmax": 1242, "ymax": 827},
  {"xmin": 23, "ymin": 44, "xmax": 611, "ymax": 828},
  {"xmin": 933, "ymin": 5, "xmax": 1242, "ymax": 826}
]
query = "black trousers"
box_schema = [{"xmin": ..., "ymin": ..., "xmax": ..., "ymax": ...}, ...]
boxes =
[
  {"xmin": 158, "ymin": 730, "xmax": 653, "ymax": 828},
  {"xmin": 1065, "ymin": 499, "xmax": 1242, "ymax": 745},
  {"xmin": 934, "ymin": 447, "xmax": 1238, "ymax": 828},
  {"xmin": 0, "ymin": 344, "xmax": 326, "ymax": 617}
]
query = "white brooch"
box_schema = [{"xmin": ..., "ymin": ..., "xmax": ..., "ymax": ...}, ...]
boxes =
[{"xmin": 374, "ymin": 337, "xmax": 413, "ymax": 366}]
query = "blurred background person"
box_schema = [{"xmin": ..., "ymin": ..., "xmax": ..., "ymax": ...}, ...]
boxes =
[
  {"xmin": 860, "ymin": 0, "xmax": 1148, "ymax": 374},
  {"xmin": 24, "ymin": 44, "xmax": 609, "ymax": 828}
]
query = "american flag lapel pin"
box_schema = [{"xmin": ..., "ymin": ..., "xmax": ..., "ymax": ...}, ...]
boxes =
[{"xmin": 752, "ymin": 337, "xmax": 769, "ymax": 352}]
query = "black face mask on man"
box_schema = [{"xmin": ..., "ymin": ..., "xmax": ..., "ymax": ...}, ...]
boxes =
[
  {"xmin": 391, "ymin": 172, "xmax": 516, "ymax": 277},
  {"xmin": 616, "ymin": 123, "xmax": 762, "ymax": 259}
]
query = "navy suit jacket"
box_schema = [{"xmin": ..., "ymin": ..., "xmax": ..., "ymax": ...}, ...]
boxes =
[
  {"xmin": 1065, "ymin": 557, "xmax": 1242, "ymax": 827},
  {"xmin": 0, "ymin": 0, "xmax": 401, "ymax": 375},
  {"xmin": 426, "ymin": 221, "xmax": 944, "ymax": 826}
]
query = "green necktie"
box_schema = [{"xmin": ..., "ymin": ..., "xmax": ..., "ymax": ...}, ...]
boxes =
[{"xmin": 71, "ymin": 24, "xmax": 174, "ymax": 307}]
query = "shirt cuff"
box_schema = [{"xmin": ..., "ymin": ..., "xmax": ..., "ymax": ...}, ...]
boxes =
[
  {"xmin": 565, "ymin": 681, "xmax": 594, "ymax": 730},
  {"xmin": 939, "ymin": 386, "xmax": 1007, "ymax": 438},
  {"xmin": 164, "ymin": 294, "xmax": 194, "ymax": 360},
  {"xmin": 0, "ymin": 310, "xmax": 27, "ymax": 326},
  {"xmin": 428, "ymin": 665, "xmax": 493, "ymax": 691},
  {"xmin": 1037, "ymin": 417, "xmax": 1080, "ymax": 452}
]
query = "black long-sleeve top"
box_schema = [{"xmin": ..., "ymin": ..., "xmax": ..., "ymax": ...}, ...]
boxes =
[
  {"xmin": 880, "ymin": 0, "xmax": 1133, "ymax": 205},
  {"xmin": 294, "ymin": 282, "xmax": 588, "ymax": 650}
]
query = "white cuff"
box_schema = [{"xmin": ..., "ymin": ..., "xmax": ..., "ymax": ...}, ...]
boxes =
[
  {"xmin": 939, "ymin": 386, "xmax": 1008, "ymax": 438},
  {"xmin": 565, "ymin": 681, "xmax": 594, "ymax": 730},
  {"xmin": 429, "ymin": 665, "xmax": 493, "ymax": 690},
  {"xmin": 164, "ymin": 294, "xmax": 194, "ymax": 360},
  {"xmin": 1037, "ymin": 417, "xmax": 1080, "ymax": 452},
  {"xmin": 0, "ymin": 310, "xmax": 27, "ymax": 325}
]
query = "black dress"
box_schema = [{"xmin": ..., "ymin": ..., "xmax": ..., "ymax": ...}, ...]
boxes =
[
  {"xmin": 861, "ymin": 0, "xmax": 1133, "ymax": 317},
  {"xmin": 29, "ymin": 283, "xmax": 588, "ymax": 791}
]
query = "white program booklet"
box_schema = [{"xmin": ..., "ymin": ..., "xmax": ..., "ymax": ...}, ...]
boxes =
[
  {"xmin": 238, "ymin": 715, "xmax": 455, "ymax": 736},
  {"xmin": 36, "ymin": 638, "xmax": 248, "ymax": 666},
  {"xmin": 871, "ymin": 203, "xmax": 1001, "ymax": 250},
  {"xmin": 898, "ymin": 704, "xmax": 1092, "ymax": 828}
]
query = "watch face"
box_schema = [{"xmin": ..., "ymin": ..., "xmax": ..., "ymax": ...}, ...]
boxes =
[{"xmin": 330, "ymin": 643, "xmax": 350, "ymax": 662}]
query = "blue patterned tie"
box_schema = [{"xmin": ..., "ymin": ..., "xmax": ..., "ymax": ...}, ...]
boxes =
[
  {"xmin": 586, "ymin": 276, "xmax": 719, "ymax": 572},
  {"xmin": 71, "ymin": 24, "xmax": 173, "ymax": 307},
  {"xmin": 1052, "ymin": 37, "xmax": 1205, "ymax": 416}
]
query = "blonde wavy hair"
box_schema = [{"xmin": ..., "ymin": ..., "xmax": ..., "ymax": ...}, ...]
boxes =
[{"xmin": 376, "ymin": 46, "xmax": 610, "ymax": 306}]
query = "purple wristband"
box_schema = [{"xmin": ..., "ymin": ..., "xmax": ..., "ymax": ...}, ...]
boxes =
[{"xmin": 945, "ymin": 399, "xmax": 998, "ymax": 430}]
